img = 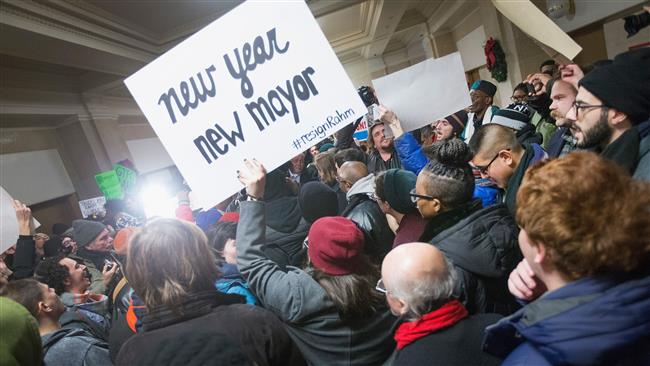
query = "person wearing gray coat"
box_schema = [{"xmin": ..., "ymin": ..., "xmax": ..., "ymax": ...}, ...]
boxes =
[{"xmin": 236, "ymin": 159, "xmax": 397, "ymax": 365}]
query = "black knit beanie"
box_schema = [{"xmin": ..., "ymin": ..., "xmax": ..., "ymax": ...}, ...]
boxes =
[
  {"xmin": 579, "ymin": 48, "xmax": 650, "ymax": 124},
  {"xmin": 299, "ymin": 182, "xmax": 339, "ymax": 223},
  {"xmin": 383, "ymin": 169, "xmax": 417, "ymax": 214}
]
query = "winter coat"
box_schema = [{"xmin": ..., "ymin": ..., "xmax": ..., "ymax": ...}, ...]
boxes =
[
  {"xmin": 423, "ymin": 200, "xmax": 521, "ymax": 314},
  {"xmin": 216, "ymin": 263, "xmax": 259, "ymax": 305},
  {"xmin": 634, "ymin": 127, "xmax": 650, "ymax": 181},
  {"xmin": 367, "ymin": 149, "xmax": 401, "ymax": 174},
  {"xmin": 263, "ymin": 196, "xmax": 310, "ymax": 269},
  {"xmin": 116, "ymin": 290, "xmax": 305, "ymax": 366},
  {"xmin": 483, "ymin": 273, "xmax": 650, "ymax": 365},
  {"xmin": 10, "ymin": 235, "xmax": 37, "ymax": 280},
  {"xmin": 504, "ymin": 143, "xmax": 547, "ymax": 216},
  {"xmin": 599, "ymin": 127, "xmax": 640, "ymax": 174},
  {"xmin": 237, "ymin": 201, "xmax": 397, "ymax": 366},
  {"xmin": 341, "ymin": 174, "xmax": 394, "ymax": 263},
  {"xmin": 42, "ymin": 328, "xmax": 111, "ymax": 366},
  {"xmin": 60, "ymin": 292, "xmax": 110, "ymax": 339},
  {"xmin": 547, "ymin": 126, "xmax": 577, "ymax": 158},
  {"xmin": 464, "ymin": 105, "xmax": 499, "ymax": 142},
  {"xmin": 393, "ymin": 313, "xmax": 502, "ymax": 366},
  {"xmin": 530, "ymin": 111, "xmax": 557, "ymax": 150}
]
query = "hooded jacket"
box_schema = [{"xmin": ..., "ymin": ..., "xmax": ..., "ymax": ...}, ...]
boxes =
[
  {"xmin": 424, "ymin": 201, "xmax": 521, "ymax": 314},
  {"xmin": 237, "ymin": 201, "xmax": 397, "ymax": 366},
  {"xmin": 341, "ymin": 174, "xmax": 394, "ymax": 263},
  {"xmin": 42, "ymin": 328, "xmax": 111, "ymax": 366},
  {"xmin": 262, "ymin": 196, "xmax": 310, "ymax": 269},
  {"xmin": 483, "ymin": 274, "xmax": 650, "ymax": 365}
]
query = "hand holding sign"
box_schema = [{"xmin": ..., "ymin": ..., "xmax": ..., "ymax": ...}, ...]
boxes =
[
  {"xmin": 377, "ymin": 105, "xmax": 405, "ymax": 139},
  {"xmin": 125, "ymin": 1, "xmax": 365, "ymax": 209},
  {"xmin": 237, "ymin": 159, "xmax": 266, "ymax": 201}
]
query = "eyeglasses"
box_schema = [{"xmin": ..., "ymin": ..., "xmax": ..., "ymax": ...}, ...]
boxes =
[
  {"xmin": 409, "ymin": 188, "xmax": 435, "ymax": 203},
  {"xmin": 375, "ymin": 278, "xmax": 387, "ymax": 294},
  {"xmin": 474, "ymin": 150, "xmax": 507, "ymax": 175},
  {"xmin": 571, "ymin": 102, "xmax": 608, "ymax": 119}
]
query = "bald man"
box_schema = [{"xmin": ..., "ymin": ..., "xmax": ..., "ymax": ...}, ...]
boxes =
[
  {"xmin": 338, "ymin": 161, "xmax": 394, "ymax": 263},
  {"xmin": 381, "ymin": 243, "xmax": 501, "ymax": 366},
  {"xmin": 469, "ymin": 124, "xmax": 547, "ymax": 215}
]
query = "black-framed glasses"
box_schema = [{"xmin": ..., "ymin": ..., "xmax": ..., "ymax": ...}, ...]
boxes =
[
  {"xmin": 475, "ymin": 152, "xmax": 500, "ymax": 175},
  {"xmin": 409, "ymin": 188, "xmax": 435, "ymax": 203},
  {"xmin": 375, "ymin": 279, "xmax": 387, "ymax": 294},
  {"xmin": 571, "ymin": 102, "xmax": 608, "ymax": 119}
]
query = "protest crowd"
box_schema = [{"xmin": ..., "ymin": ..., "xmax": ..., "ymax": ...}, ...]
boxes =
[{"xmin": 2, "ymin": 14, "xmax": 650, "ymax": 366}]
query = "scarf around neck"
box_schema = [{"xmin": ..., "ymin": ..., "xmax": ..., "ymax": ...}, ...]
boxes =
[{"xmin": 394, "ymin": 300, "xmax": 468, "ymax": 350}]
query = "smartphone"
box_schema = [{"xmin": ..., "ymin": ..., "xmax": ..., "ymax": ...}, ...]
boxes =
[{"xmin": 104, "ymin": 259, "xmax": 114, "ymax": 271}]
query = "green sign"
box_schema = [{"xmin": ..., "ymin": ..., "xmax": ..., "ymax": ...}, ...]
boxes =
[
  {"xmin": 113, "ymin": 164, "xmax": 137, "ymax": 192},
  {"xmin": 95, "ymin": 170, "xmax": 124, "ymax": 200}
]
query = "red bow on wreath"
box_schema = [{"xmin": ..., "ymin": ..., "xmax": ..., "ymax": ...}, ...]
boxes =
[{"xmin": 484, "ymin": 37, "xmax": 497, "ymax": 70}]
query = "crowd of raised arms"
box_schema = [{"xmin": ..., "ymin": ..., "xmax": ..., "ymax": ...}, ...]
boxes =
[{"xmin": 1, "ymin": 47, "xmax": 649, "ymax": 366}]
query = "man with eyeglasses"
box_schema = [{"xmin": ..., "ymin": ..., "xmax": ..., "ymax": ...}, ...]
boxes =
[
  {"xmin": 565, "ymin": 48, "xmax": 649, "ymax": 174},
  {"xmin": 469, "ymin": 124, "xmax": 547, "ymax": 216},
  {"xmin": 378, "ymin": 243, "xmax": 501, "ymax": 366}
]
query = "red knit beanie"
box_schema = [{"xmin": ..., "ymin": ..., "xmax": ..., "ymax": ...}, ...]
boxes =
[{"xmin": 308, "ymin": 217, "xmax": 365, "ymax": 275}]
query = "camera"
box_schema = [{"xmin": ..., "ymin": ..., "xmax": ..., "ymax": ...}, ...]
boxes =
[
  {"xmin": 624, "ymin": 11, "xmax": 650, "ymax": 38},
  {"xmin": 357, "ymin": 86, "xmax": 377, "ymax": 107}
]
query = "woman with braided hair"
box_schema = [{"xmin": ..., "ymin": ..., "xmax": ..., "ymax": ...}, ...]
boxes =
[{"xmin": 413, "ymin": 138, "xmax": 521, "ymax": 315}]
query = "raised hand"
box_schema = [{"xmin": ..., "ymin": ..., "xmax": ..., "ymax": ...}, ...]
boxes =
[
  {"xmin": 12, "ymin": 200, "xmax": 33, "ymax": 236},
  {"xmin": 237, "ymin": 159, "xmax": 267, "ymax": 201}
]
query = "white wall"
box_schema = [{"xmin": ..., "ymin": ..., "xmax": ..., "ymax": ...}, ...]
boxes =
[
  {"xmin": 456, "ymin": 26, "xmax": 487, "ymax": 71},
  {"xmin": 551, "ymin": 0, "xmax": 646, "ymax": 32},
  {"xmin": 0, "ymin": 149, "xmax": 75, "ymax": 205},
  {"xmin": 125, "ymin": 137, "xmax": 175, "ymax": 174}
]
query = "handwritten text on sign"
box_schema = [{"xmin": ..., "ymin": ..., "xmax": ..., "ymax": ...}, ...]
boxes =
[{"xmin": 125, "ymin": 1, "xmax": 365, "ymax": 208}]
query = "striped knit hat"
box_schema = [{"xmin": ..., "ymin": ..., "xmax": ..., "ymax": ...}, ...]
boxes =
[{"xmin": 489, "ymin": 103, "xmax": 532, "ymax": 131}]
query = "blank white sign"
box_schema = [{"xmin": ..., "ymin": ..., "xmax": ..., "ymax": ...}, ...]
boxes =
[{"xmin": 0, "ymin": 149, "xmax": 75, "ymax": 205}]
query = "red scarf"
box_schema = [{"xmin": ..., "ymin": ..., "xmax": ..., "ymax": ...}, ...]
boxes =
[{"xmin": 394, "ymin": 300, "xmax": 468, "ymax": 350}]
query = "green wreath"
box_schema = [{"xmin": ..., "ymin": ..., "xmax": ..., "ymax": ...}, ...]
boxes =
[{"xmin": 484, "ymin": 37, "xmax": 508, "ymax": 82}]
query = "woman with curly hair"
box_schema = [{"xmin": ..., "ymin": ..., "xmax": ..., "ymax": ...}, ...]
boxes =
[{"xmin": 484, "ymin": 151, "xmax": 650, "ymax": 365}]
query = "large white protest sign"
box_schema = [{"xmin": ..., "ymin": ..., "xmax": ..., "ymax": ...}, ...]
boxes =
[
  {"xmin": 372, "ymin": 53, "xmax": 471, "ymax": 132},
  {"xmin": 125, "ymin": 0, "xmax": 365, "ymax": 208},
  {"xmin": 1, "ymin": 187, "xmax": 41, "ymax": 254},
  {"xmin": 491, "ymin": 0, "xmax": 582, "ymax": 63}
]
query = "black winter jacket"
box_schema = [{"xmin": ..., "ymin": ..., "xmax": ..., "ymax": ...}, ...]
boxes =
[
  {"xmin": 427, "ymin": 202, "xmax": 521, "ymax": 314},
  {"xmin": 341, "ymin": 175, "xmax": 394, "ymax": 263},
  {"xmin": 393, "ymin": 313, "xmax": 502, "ymax": 366},
  {"xmin": 116, "ymin": 290, "xmax": 305, "ymax": 366},
  {"xmin": 263, "ymin": 196, "xmax": 310, "ymax": 269}
]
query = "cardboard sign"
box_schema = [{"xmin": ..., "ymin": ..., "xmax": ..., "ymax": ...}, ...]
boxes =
[
  {"xmin": 125, "ymin": 0, "xmax": 365, "ymax": 208},
  {"xmin": 491, "ymin": 0, "xmax": 582, "ymax": 63},
  {"xmin": 1, "ymin": 187, "xmax": 40, "ymax": 254},
  {"xmin": 95, "ymin": 170, "xmax": 124, "ymax": 200},
  {"xmin": 113, "ymin": 163, "xmax": 137, "ymax": 192},
  {"xmin": 372, "ymin": 53, "xmax": 472, "ymax": 132},
  {"xmin": 78, "ymin": 196, "xmax": 107, "ymax": 219}
]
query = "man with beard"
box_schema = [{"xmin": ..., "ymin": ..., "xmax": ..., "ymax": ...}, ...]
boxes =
[
  {"xmin": 367, "ymin": 120, "xmax": 402, "ymax": 174},
  {"xmin": 565, "ymin": 48, "xmax": 649, "ymax": 173},
  {"xmin": 546, "ymin": 79, "xmax": 578, "ymax": 158}
]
